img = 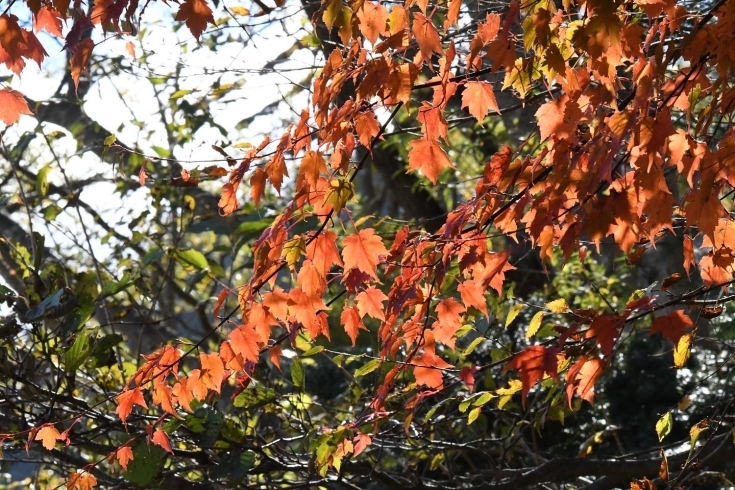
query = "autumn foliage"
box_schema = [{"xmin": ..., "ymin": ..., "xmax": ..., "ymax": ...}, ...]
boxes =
[{"xmin": 4, "ymin": 0, "xmax": 735, "ymax": 487}]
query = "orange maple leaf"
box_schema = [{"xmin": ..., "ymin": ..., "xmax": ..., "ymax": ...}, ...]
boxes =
[
  {"xmin": 341, "ymin": 305, "xmax": 366, "ymax": 346},
  {"xmin": 299, "ymin": 150, "xmax": 328, "ymax": 190},
  {"xmin": 116, "ymin": 446, "xmax": 134, "ymax": 470},
  {"xmin": 175, "ymin": 0, "xmax": 215, "ymax": 40},
  {"xmin": 172, "ymin": 377, "xmax": 195, "ymax": 412},
  {"xmin": 650, "ymin": 310, "xmax": 694, "ymax": 344},
  {"xmin": 504, "ymin": 346, "xmax": 561, "ymax": 406},
  {"xmin": 199, "ymin": 352, "xmax": 226, "ymax": 393},
  {"xmin": 34, "ymin": 6, "xmax": 63, "ymax": 37},
  {"xmin": 432, "ymin": 298, "xmax": 465, "ymax": 348},
  {"xmin": 356, "ymin": 1, "xmax": 388, "ymax": 45},
  {"xmin": 229, "ymin": 323, "xmax": 262, "ymax": 362},
  {"xmin": 152, "ymin": 429, "xmax": 173, "ymax": 454},
  {"xmin": 355, "ymin": 286, "xmax": 388, "ymax": 320},
  {"xmin": 306, "ymin": 230, "xmax": 343, "ymax": 277},
  {"xmin": 565, "ymin": 356, "xmax": 605, "ymax": 406},
  {"xmin": 0, "ymin": 88, "xmax": 32, "ymax": 125},
  {"xmin": 584, "ymin": 313, "xmax": 626, "ymax": 357},
  {"xmin": 296, "ymin": 259, "xmax": 327, "ymax": 298},
  {"xmin": 342, "ymin": 228, "xmax": 389, "ymax": 280},
  {"xmin": 250, "ymin": 168, "xmax": 267, "ymax": 206},
  {"xmin": 186, "ymin": 369, "xmax": 209, "ymax": 401},
  {"xmin": 412, "ymin": 12, "xmax": 443, "ymax": 63},
  {"xmin": 218, "ymin": 182, "xmax": 239, "ymax": 216},
  {"xmin": 35, "ymin": 425, "xmax": 65, "ymax": 450},
  {"xmin": 413, "ymin": 349, "xmax": 453, "ymax": 389},
  {"xmin": 67, "ymin": 471, "xmax": 97, "ymax": 490},
  {"xmin": 116, "ymin": 387, "xmax": 148, "ymax": 424},
  {"xmin": 457, "ymin": 279, "xmax": 488, "ymax": 316},
  {"xmin": 461, "ymin": 81, "xmax": 499, "ymax": 122},
  {"xmin": 407, "ymin": 138, "xmax": 453, "ymax": 184},
  {"xmin": 70, "ymin": 37, "xmax": 94, "ymax": 93}
]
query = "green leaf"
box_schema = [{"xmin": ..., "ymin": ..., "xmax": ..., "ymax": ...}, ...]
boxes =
[
  {"xmin": 175, "ymin": 249, "xmax": 209, "ymax": 270},
  {"xmin": 505, "ymin": 303, "xmax": 524, "ymax": 328},
  {"xmin": 656, "ymin": 411, "xmax": 673, "ymax": 442},
  {"xmin": 233, "ymin": 386, "xmax": 277, "ymax": 409},
  {"xmin": 303, "ymin": 345, "xmax": 325, "ymax": 356},
  {"xmin": 65, "ymin": 330, "xmax": 92, "ymax": 372},
  {"xmin": 103, "ymin": 134, "xmax": 117, "ymax": 146},
  {"xmin": 462, "ymin": 337, "xmax": 484, "ymax": 356},
  {"xmin": 42, "ymin": 204, "xmax": 63, "ymax": 221},
  {"xmin": 354, "ymin": 358, "xmax": 381, "ymax": 377},
  {"xmin": 291, "ymin": 357, "xmax": 305, "ymax": 389},
  {"xmin": 171, "ymin": 89, "xmax": 192, "ymax": 100},
  {"xmin": 36, "ymin": 166, "xmax": 51, "ymax": 197},
  {"xmin": 124, "ymin": 442, "xmax": 166, "ymax": 487}
]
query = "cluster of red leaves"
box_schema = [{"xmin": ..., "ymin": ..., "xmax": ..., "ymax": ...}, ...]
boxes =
[{"xmin": 14, "ymin": 0, "xmax": 735, "ymax": 483}]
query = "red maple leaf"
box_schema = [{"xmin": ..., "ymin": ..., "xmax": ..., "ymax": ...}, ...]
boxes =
[
  {"xmin": 461, "ymin": 81, "xmax": 499, "ymax": 122},
  {"xmin": 175, "ymin": 0, "xmax": 215, "ymax": 40},
  {"xmin": 649, "ymin": 310, "xmax": 694, "ymax": 344},
  {"xmin": 116, "ymin": 387, "xmax": 148, "ymax": 424},
  {"xmin": 407, "ymin": 138, "xmax": 453, "ymax": 184},
  {"xmin": 0, "ymin": 88, "xmax": 32, "ymax": 125},
  {"xmin": 306, "ymin": 230, "xmax": 343, "ymax": 277},
  {"xmin": 152, "ymin": 429, "xmax": 173, "ymax": 454},
  {"xmin": 342, "ymin": 228, "xmax": 389, "ymax": 280},
  {"xmin": 355, "ymin": 286, "xmax": 388, "ymax": 320},
  {"xmin": 341, "ymin": 305, "xmax": 367, "ymax": 346},
  {"xmin": 34, "ymin": 6, "xmax": 63, "ymax": 37},
  {"xmin": 585, "ymin": 313, "xmax": 626, "ymax": 357},
  {"xmin": 504, "ymin": 346, "xmax": 560, "ymax": 406},
  {"xmin": 457, "ymin": 279, "xmax": 488, "ymax": 316},
  {"xmin": 432, "ymin": 297, "xmax": 465, "ymax": 348},
  {"xmin": 116, "ymin": 446, "xmax": 134, "ymax": 470},
  {"xmin": 565, "ymin": 356, "xmax": 605, "ymax": 406}
]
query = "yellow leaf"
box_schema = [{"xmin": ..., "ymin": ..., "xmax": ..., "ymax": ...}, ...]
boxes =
[
  {"xmin": 505, "ymin": 303, "xmax": 524, "ymax": 328},
  {"xmin": 674, "ymin": 333, "xmax": 693, "ymax": 368},
  {"xmin": 467, "ymin": 406, "xmax": 482, "ymax": 425},
  {"xmin": 546, "ymin": 298, "xmax": 569, "ymax": 313},
  {"xmin": 496, "ymin": 379, "xmax": 522, "ymax": 396},
  {"xmin": 526, "ymin": 311, "xmax": 544, "ymax": 338},
  {"xmin": 656, "ymin": 411, "xmax": 673, "ymax": 442}
]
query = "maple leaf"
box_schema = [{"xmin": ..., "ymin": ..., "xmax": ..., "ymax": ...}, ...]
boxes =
[
  {"xmin": 342, "ymin": 228, "xmax": 389, "ymax": 280},
  {"xmin": 200, "ymin": 352, "xmax": 226, "ymax": 393},
  {"xmin": 175, "ymin": 0, "xmax": 215, "ymax": 40},
  {"xmin": 412, "ymin": 12, "xmax": 443, "ymax": 63},
  {"xmin": 565, "ymin": 356, "xmax": 605, "ymax": 406},
  {"xmin": 35, "ymin": 425, "xmax": 64, "ymax": 450},
  {"xmin": 297, "ymin": 259, "xmax": 327, "ymax": 298},
  {"xmin": 0, "ymin": 88, "xmax": 32, "ymax": 125},
  {"xmin": 585, "ymin": 313, "xmax": 626, "ymax": 357},
  {"xmin": 504, "ymin": 346, "xmax": 561, "ymax": 406},
  {"xmin": 432, "ymin": 298, "xmax": 465, "ymax": 348},
  {"xmin": 299, "ymin": 150, "xmax": 328, "ymax": 190},
  {"xmin": 187, "ymin": 369, "xmax": 209, "ymax": 401},
  {"xmin": 34, "ymin": 6, "xmax": 63, "ymax": 37},
  {"xmin": 413, "ymin": 349, "xmax": 453, "ymax": 389},
  {"xmin": 457, "ymin": 279, "xmax": 488, "ymax": 316},
  {"xmin": 229, "ymin": 323, "xmax": 262, "ymax": 362},
  {"xmin": 116, "ymin": 387, "xmax": 148, "ymax": 424},
  {"xmin": 152, "ymin": 429, "xmax": 174, "ymax": 454},
  {"xmin": 218, "ymin": 182, "xmax": 239, "ymax": 215},
  {"xmin": 461, "ymin": 81, "xmax": 500, "ymax": 122},
  {"xmin": 70, "ymin": 37, "xmax": 94, "ymax": 93},
  {"xmin": 172, "ymin": 377, "xmax": 195, "ymax": 412},
  {"xmin": 341, "ymin": 305, "xmax": 367, "ymax": 346},
  {"xmin": 355, "ymin": 286, "xmax": 388, "ymax": 320},
  {"xmin": 116, "ymin": 446, "xmax": 134, "ymax": 470},
  {"xmin": 67, "ymin": 471, "xmax": 97, "ymax": 490},
  {"xmin": 250, "ymin": 168, "xmax": 266, "ymax": 206},
  {"xmin": 407, "ymin": 138, "xmax": 453, "ymax": 184},
  {"xmin": 356, "ymin": 1, "xmax": 388, "ymax": 45},
  {"xmin": 650, "ymin": 310, "xmax": 694, "ymax": 344},
  {"xmin": 306, "ymin": 230, "xmax": 343, "ymax": 277}
]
